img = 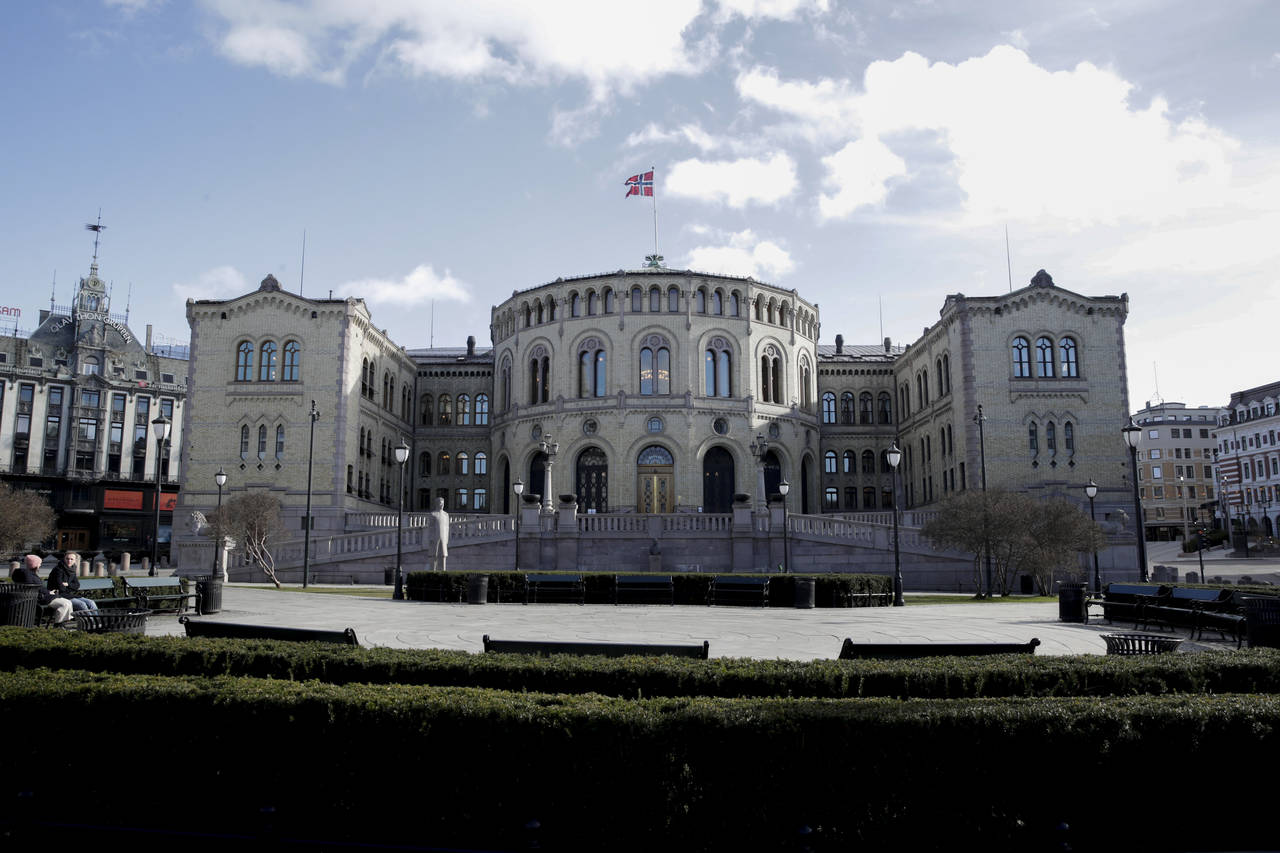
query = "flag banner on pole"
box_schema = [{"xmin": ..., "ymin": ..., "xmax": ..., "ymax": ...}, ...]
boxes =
[{"xmin": 625, "ymin": 170, "xmax": 654, "ymax": 197}]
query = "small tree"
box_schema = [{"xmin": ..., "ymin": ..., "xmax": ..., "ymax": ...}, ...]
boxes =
[
  {"xmin": 1019, "ymin": 497, "xmax": 1106, "ymax": 594},
  {"xmin": 209, "ymin": 491, "xmax": 285, "ymax": 587},
  {"xmin": 921, "ymin": 489, "xmax": 1034, "ymax": 597},
  {"xmin": 0, "ymin": 482, "xmax": 56, "ymax": 558}
]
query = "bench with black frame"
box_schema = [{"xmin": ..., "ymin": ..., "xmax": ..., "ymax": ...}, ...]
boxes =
[
  {"xmin": 179, "ymin": 616, "xmax": 359, "ymax": 646},
  {"xmin": 76, "ymin": 577, "xmax": 136, "ymax": 610},
  {"xmin": 125, "ymin": 577, "xmax": 196, "ymax": 614},
  {"xmin": 850, "ymin": 591, "xmax": 893, "ymax": 607},
  {"xmin": 1095, "ymin": 583, "xmax": 1168, "ymax": 627},
  {"xmin": 483, "ymin": 634, "xmax": 708, "ymax": 658},
  {"xmin": 838, "ymin": 637, "xmax": 1041, "ymax": 659},
  {"xmin": 708, "ymin": 575, "xmax": 769, "ymax": 607},
  {"xmin": 524, "ymin": 573, "xmax": 585, "ymax": 605},
  {"xmin": 1142, "ymin": 587, "xmax": 1245, "ymax": 647},
  {"xmin": 614, "ymin": 574, "xmax": 674, "ymax": 605}
]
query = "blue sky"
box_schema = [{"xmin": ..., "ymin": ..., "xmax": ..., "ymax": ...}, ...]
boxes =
[{"xmin": 3, "ymin": 1, "xmax": 1278, "ymax": 410}]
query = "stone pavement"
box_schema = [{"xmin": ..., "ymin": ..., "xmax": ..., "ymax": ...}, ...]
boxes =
[{"xmin": 141, "ymin": 584, "xmax": 1242, "ymax": 659}]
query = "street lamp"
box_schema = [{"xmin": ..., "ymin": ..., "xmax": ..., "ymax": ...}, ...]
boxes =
[
  {"xmin": 393, "ymin": 439, "xmax": 409, "ymax": 601},
  {"xmin": 149, "ymin": 414, "xmax": 171, "ymax": 576},
  {"xmin": 538, "ymin": 434, "xmax": 560, "ymax": 512},
  {"xmin": 213, "ymin": 467, "xmax": 227, "ymax": 581},
  {"xmin": 778, "ymin": 480, "xmax": 790, "ymax": 573},
  {"xmin": 302, "ymin": 401, "xmax": 320, "ymax": 588},
  {"xmin": 973, "ymin": 405, "xmax": 993, "ymax": 598},
  {"xmin": 1179, "ymin": 475, "xmax": 1191, "ymax": 547},
  {"xmin": 1121, "ymin": 418, "xmax": 1150, "ymax": 582},
  {"xmin": 1085, "ymin": 480, "xmax": 1101, "ymax": 592},
  {"xmin": 513, "ymin": 479, "xmax": 525, "ymax": 572},
  {"xmin": 886, "ymin": 443, "xmax": 904, "ymax": 606},
  {"xmin": 749, "ymin": 434, "xmax": 770, "ymax": 513}
]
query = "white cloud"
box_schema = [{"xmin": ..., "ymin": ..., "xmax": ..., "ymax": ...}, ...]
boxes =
[
  {"xmin": 740, "ymin": 46, "xmax": 1240, "ymax": 228},
  {"xmin": 338, "ymin": 264, "xmax": 471, "ymax": 307},
  {"xmin": 685, "ymin": 228, "xmax": 795, "ymax": 279},
  {"xmin": 172, "ymin": 266, "xmax": 249, "ymax": 300},
  {"xmin": 666, "ymin": 152, "xmax": 798, "ymax": 207},
  {"xmin": 105, "ymin": 0, "xmax": 162, "ymax": 12},
  {"xmin": 818, "ymin": 137, "xmax": 907, "ymax": 218},
  {"xmin": 714, "ymin": 0, "xmax": 829, "ymax": 22},
  {"xmin": 625, "ymin": 123, "xmax": 725, "ymax": 152}
]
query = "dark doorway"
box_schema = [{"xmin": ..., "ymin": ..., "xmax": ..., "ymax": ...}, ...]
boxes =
[
  {"xmin": 702, "ymin": 446, "xmax": 735, "ymax": 512},
  {"xmin": 763, "ymin": 450, "xmax": 781, "ymax": 501},
  {"xmin": 800, "ymin": 455, "xmax": 811, "ymax": 514},
  {"xmin": 528, "ymin": 452, "xmax": 548, "ymax": 505},
  {"xmin": 576, "ymin": 447, "xmax": 609, "ymax": 512},
  {"xmin": 501, "ymin": 459, "xmax": 510, "ymax": 514}
]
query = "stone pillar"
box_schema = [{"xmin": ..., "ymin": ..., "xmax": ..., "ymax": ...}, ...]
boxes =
[
  {"xmin": 555, "ymin": 495, "xmax": 579, "ymax": 571},
  {"xmin": 519, "ymin": 500, "xmax": 541, "ymax": 570},
  {"xmin": 120, "ymin": 552, "xmax": 131, "ymax": 575},
  {"xmin": 769, "ymin": 500, "xmax": 786, "ymax": 572},
  {"xmin": 93, "ymin": 553, "xmax": 107, "ymax": 577},
  {"xmin": 731, "ymin": 493, "xmax": 755, "ymax": 573},
  {"xmin": 648, "ymin": 539, "xmax": 662, "ymax": 573}
]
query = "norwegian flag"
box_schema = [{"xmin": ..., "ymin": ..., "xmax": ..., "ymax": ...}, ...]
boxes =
[{"xmin": 624, "ymin": 170, "xmax": 654, "ymax": 198}]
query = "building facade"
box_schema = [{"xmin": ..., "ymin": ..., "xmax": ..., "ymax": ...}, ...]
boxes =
[
  {"xmin": 1214, "ymin": 382, "xmax": 1280, "ymax": 543},
  {"xmin": 1130, "ymin": 401, "xmax": 1225, "ymax": 541},
  {"xmin": 0, "ymin": 257, "xmax": 187, "ymax": 558}
]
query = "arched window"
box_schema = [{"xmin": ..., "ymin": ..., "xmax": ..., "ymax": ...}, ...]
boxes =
[
  {"xmin": 712, "ymin": 290, "xmax": 723, "ymax": 315},
  {"xmin": 524, "ymin": 304, "xmax": 532, "ymax": 327},
  {"xmin": 457, "ymin": 394, "xmax": 471, "ymax": 426},
  {"xmin": 754, "ymin": 296, "xmax": 763, "ymax": 321},
  {"xmin": 879, "ymin": 392, "xmax": 892, "ymax": 424},
  {"xmin": 823, "ymin": 487, "xmax": 839, "ymax": 510},
  {"xmin": 696, "ymin": 288, "xmax": 707, "ymax": 313},
  {"xmin": 1064, "ymin": 421, "xmax": 1075, "ymax": 453},
  {"xmin": 438, "ymin": 394, "xmax": 453, "ymax": 425},
  {"xmin": 668, "ymin": 286, "xmax": 679, "ymax": 312},
  {"xmin": 475, "ymin": 394, "xmax": 489, "ymax": 426},
  {"xmin": 571, "ymin": 292, "xmax": 581, "ymax": 317},
  {"xmin": 821, "ymin": 392, "xmax": 836, "ymax": 424},
  {"xmin": 943, "ymin": 353, "xmax": 951, "ymax": 394},
  {"xmin": 843, "ymin": 450, "xmax": 854, "ymax": 474},
  {"xmin": 631, "ymin": 286, "xmax": 643, "ymax": 312},
  {"xmin": 800, "ymin": 359, "xmax": 813, "ymax": 410},
  {"xmin": 236, "ymin": 342, "xmax": 254, "ymax": 381},
  {"xmin": 458, "ymin": 452, "xmax": 470, "ymax": 475},
  {"xmin": 1029, "ymin": 422, "xmax": 1039, "ymax": 453},
  {"xmin": 1035, "ymin": 337, "xmax": 1054, "ymax": 377},
  {"xmin": 240, "ymin": 425, "xmax": 249, "ymax": 460},
  {"xmin": 1060, "ymin": 337, "xmax": 1079, "ymax": 377},
  {"xmin": 546, "ymin": 296, "xmax": 556, "ymax": 322},
  {"xmin": 587, "ymin": 291, "xmax": 598, "ymax": 315},
  {"xmin": 280, "ymin": 341, "xmax": 300, "ymax": 381},
  {"xmin": 1012, "ymin": 337, "xmax": 1031, "ymax": 378},
  {"xmin": 730, "ymin": 292, "xmax": 740, "ymax": 316},
  {"xmin": 438, "ymin": 451, "xmax": 451, "ymax": 475},
  {"xmin": 767, "ymin": 300, "xmax": 776, "ymax": 324},
  {"xmin": 579, "ymin": 347, "xmax": 606, "ymax": 397},
  {"xmin": 475, "ymin": 452, "xmax": 487, "ymax": 475},
  {"xmin": 760, "ymin": 348, "xmax": 783, "ymax": 404},
  {"xmin": 1046, "ymin": 421, "xmax": 1057, "ymax": 452},
  {"xmin": 421, "ymin": 395, "xmax": 433, "ymax": 425},
  {"xmin": 840, "ymin": 392, "xmax": 855, "ymax": 424},
  {"xmin": 604, "ymin": 288, "xmax": 615, "ymax": 313},
  {"xmin": 640, "ymin": 346, "xmax": 670, "ymax": 396},
  {"xmin": 419, "ymin": 452, "xmax": 431, "ymax": 476},
  {"xmin": 275, "ymin": 425, "xmax": 284, "ymax": 459},
  {"xmin": 257, "ymin": 425, "xmax": 267, "ymax": 460},
  {"xmin": 863, "ymin": 487, "xmax": 877, "ymax": 509},
  {"xmin": 528, "ymin": 353, "xmax": 550, "ymax": 404},
  {"xmin": 499, "ymin": 360, "xmax": 511, "ymax": 413},
  {"xmin": 857, "ymin": 392, "xmax": 872, "ymax": 424},
  {"xmin": 259, "ymin": 342, "xmax": 278, "ymax": 382},
  {"xmin": 862, "ymin": 450, "xmax": 875, "ymax": 474},
  {"xmin": 474, "ymin": 489, "xmax": 487, "ymax": 511},
  {"xmin": 650, "ymin": 286, "xmax": 661, "ymax": 312}
]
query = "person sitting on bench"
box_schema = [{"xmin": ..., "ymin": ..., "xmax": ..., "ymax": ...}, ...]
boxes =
[
  {"xmin": 48, "ymin": 552, "xmax": 98, "ymax": 613},
  {"xmin": 13, "ymin": 554, "xmax": 72, "ymax": 625}
]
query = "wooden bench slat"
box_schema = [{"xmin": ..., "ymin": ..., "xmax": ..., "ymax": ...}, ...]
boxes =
[
  {"xmin": 839, "ymin": 638, "xmax": 1041, "ymax": 659},
  {"xmin": 179, "ymin": 616, "xmax": 358, "ymax": 646},
  {"xmin": 482, "ymin": 634, "xmax": 708, "ymax": 659}
]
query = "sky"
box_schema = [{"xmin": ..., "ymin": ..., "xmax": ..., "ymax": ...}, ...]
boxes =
[{"xmin": 3, "ymin": 0, "xmax": 1278, "ymax": 411}]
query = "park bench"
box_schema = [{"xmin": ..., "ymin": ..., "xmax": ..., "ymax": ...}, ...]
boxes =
[
  {"xmin": 708, "ymin": 575, "xmax": 769, "ymax": 607},
  {"xmin": 850, "ymin": 591, "xmax": 892, "ymax": 607},
  {"xmin": 524, "ymin": 573, "xmax": 585, "ymax": 605},
  {"xmin": 482, "ymin": 634, "xmax": 708, "ymax": 658},
  {"xmin": 179, "ymin": 616, "xmax": 359, "ymax": 646},
  {"xmin": 838, "ymin": 637, "xmax": 1041, "ymax": 659},
  {"xmin": 1101, "ymin": 633, "xmax": 1183, "ymax": 655},
  {"xmin": 76, "ymin": 577, "xmax": 136, "ymax": 610},
  {"xmin": 614, "ymin": 574, "xmax": 674, "ymax": 605},
  {"xmin": 125, "ymin": 577, "xmax": 195, "ymax": 614},
  {"xmin": 1094, "ymin": 583, "xmax": 1168, "ymax": 627},
  {"xmin": 1142, "ymin": 587, "xmax": 1245, "ymax": 647}
]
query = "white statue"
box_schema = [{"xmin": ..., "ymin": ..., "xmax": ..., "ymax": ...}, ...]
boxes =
[{"xmin": 429, "ymin": 497, "xmax": 450, "ymax": 572}]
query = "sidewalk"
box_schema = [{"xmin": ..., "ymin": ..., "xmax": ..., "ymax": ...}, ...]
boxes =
[{"xmin": 144, "ymin": 585, "xmax": 1243, "ymax": 658}]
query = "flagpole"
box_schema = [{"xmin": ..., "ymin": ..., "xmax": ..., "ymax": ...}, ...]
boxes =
[{"xmin": 651, "ymin": 164, "xmax": 658, "ymax": 259}]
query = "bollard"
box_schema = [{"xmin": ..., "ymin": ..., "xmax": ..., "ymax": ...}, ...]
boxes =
[{"xmin": 121, "ymin": 552, "xmax": 131, "ymax": 574}]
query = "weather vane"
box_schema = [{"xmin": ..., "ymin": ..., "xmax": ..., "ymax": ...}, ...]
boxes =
[{"xmin": 85, "ymin": 210, "xmax": 106, "ymax": 264}]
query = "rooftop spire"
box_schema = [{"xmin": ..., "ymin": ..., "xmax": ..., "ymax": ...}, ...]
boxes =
[{"xmin": 85, "ymin": 209, "xmax": 106, "ymax": 276}]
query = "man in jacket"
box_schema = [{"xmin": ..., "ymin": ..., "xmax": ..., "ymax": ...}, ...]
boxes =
[{"xmin": 13, "ymin": 554, "xmax": 73, "ymax": 624}]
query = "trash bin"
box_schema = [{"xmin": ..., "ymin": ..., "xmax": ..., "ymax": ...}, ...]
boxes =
[
  {"xmin": 384, "ymin": 566, "xmax": 395, "ymax": 586},
  {"xmin": 1058, "ymin": 582, "xmax": 1087, "ymax": 623},
  {"xmin": 794, "ymin": 577, "xmax": 816, "ymax": 609},
  {"xmin": 196, "ymin": 576, "xmax": 223, "ymax": 615},
  {"xmin": 1019, "ymin": 574, "xmax": 1034, "ymax": 595},
  {"xmin": 1244, "ymin": 596, "xmax": 1280, "ymax": 648},
  {"xmin": 0, "ymin": 584, "xmax": 41, "ymax": 628},
  {"xmin": 466, "ymin": 574, "xmax": 489, "ymax": 605}
]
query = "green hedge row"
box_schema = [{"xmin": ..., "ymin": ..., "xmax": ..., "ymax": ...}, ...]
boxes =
[
  {"xmin": 406, "ymin": 570, "xmax": 892, "ymax": 606},
  {"xmin": 3, "ymin": 666, "xmax": 1277, "ymax": 850},
  {"xmin": 6, "ymin": 628, "xmax": 1280, "ymax": 700}
]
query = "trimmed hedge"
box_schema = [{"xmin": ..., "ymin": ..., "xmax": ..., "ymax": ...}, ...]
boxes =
[
  {"xmin": 5, "ymin": 628, "xmax": 1280, "ymax": 700},
  {"xmin": 2, "ymin": 666, "xmax": 1278, "ymax": 850},
  {"xmin": 405, "ymin": 570, "xmax": 892, "ymax": 607}
]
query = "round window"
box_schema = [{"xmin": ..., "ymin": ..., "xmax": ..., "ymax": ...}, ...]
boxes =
[
  {"xmin": 531, "ymin": 424, "xmax": 542, "ymax": 440},
  {"xmin": 768, "ymin": 422, "xmax": 780, "ymax": 439},
  {"xmin": 583, "ymin": 419, "xmax": 598, "ymax": 436},
  {"xmin": 647, "ymin": 417, "xmax": 664, "ymax": 433},
  {"xmin": 713, "ymin": 417, "xmax": 729, "ymax": 435}
]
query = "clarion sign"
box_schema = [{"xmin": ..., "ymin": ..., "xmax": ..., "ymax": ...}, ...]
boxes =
[{"xmin": 0, "ymin": 306, "xmax": 19, "ymax": 317}]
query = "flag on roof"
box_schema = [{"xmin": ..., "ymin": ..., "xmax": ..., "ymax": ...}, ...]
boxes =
[{"xmin": 625, "ymin": 170, "xmax": 654, "ymax": 198}]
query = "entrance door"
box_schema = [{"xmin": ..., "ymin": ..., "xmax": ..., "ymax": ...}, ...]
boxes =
[
  {"xmin": 637, "ymin": 445, "xmax": 675, "ymax": 513},
  {"xmin": 576, "ymin": 447, "xmax": 609, "ymax": 512},
  {"xmin": 702, "ymin": 446, "xmax": 734, "ymax": 512},
  {"xmin": 57, "ymin": 529, "xmax": 90, "ymax": 551}
]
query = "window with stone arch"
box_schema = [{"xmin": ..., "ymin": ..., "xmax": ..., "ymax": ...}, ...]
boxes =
[
  {"xmin": 586, "ymin": 290, "xmax": 598, "ymax": 315},
  {"xmin": 458, "ymin": 452, "xmax": 470, "ymax": 475},
  {"xmin": 696, "ymin": 287, "xmax": 707, "ymax": 313},
  {"xmin": 879, "ymin": 392, "xmax": 892, "ymax": 425},
  {"xmin": 438, "ymin": 394, "xmax": 453, "ymax": 425},
  {"xmin": 259, "ymin": 341, "xmax": 278, "ymax": 382},
  {"xmin": 528, "ymin": 345, "xmax": 550, "ymax": 404},
  {"xmin": 1011, "ymin": 337, "xmax": 1031, "ymax": 378},
  {"xmin": 1046, "ymin": 421, "xmax": 1057, "ymax": 452},
  {"xmin": 862, "ymin": 449, "xmax": 875, "ymax": 474},
  {"xmin": 571, "ymin": 292, "xmax": 581, "ymax": 317},
  {"xmin": 668, "ymin": 286, "xmax": 680, "ymax": 312},
  {"xmin": 639, "ymin": 335, "xmax": 671, "ymax": 396},
  {"xmin": 760, "ymin": 345, "xmax": 783, "ymax": 404},
  {"xmin": 823, "ymin": 487, "xmax": 839, "ymax": 511},
  {"xmin": 730, "ymin": 291, "xmax": 740, "ymax": 316},
  {"xmin": 1064, "ymin": 421, "xmax": 1075, "ymax": 453},
  {"xmin": 631, "ymin": 286, "xmax": 643, "ymax": 312},
  {"xmin": 499, "ymin": 358, "xmax": 511, "ymax": 412},
  {"xmin": 1059, "ymin": 336, "xmax": 1079, "ymax": 377},
  {"xmin": 1029, "ymin": 422, "xmax": 1039, "ymax": 453},
  {"xmin": 275, "ymin": 425, "xmax": 285, "ymax": 459},
  {"xmin": 800, "ymin": 356, "xmax": 813, "ymax": 410},
  {"xmin": 650, "ymin": 286, "xmax": 662, "ymax": 312},
  {"xmin": 257, "ymin": 425, "xmax": 267, "ymax": 460},
  {"xmin": 438, "ymin": 451, "xmax": 451, "ymax": 475},
  {"xmin": 240, "ymin": 425, "xmax": 249, "ymax": 460},
  {"xmin": 843, "ymin": 450, "xmax": 854, "ymax": 474},
  {"xmin": 704, "ymin": 339, "xmax": 733, "ymax": 398},
  {"xmin": 475, "ymin": 452, "xmax": 487, "ymax": 475},
  {"xmin": 712, "ymin": 289, "xmax": 723, "ymax": 315},
  {"xmin": 475, "ymin": 394, "xmax": 489, "ymax": 426},
  {"xmin": 420, "ymin": 394, "xmax": 433, "ymax": 425},
  {"xmin": 821, "ymin": 392, "xmax": 836, "ymax": 424},
  {"xmin": 578, "ymin": 339, "xmax": 607, "ymax": 398},
  {"xmin": 603, "ymin": 288, "xmax": 615, "ymax": 313},
  {"xmin": 458, "ymin": 394, "xmax": 471, "ymax": 425},
  {"xmin": 841, "ymin": 392, "xmax": 856, "ymax": 424},
  {"xmin": 419, "ymin": 452, "xmax": 431, "ymax": 476},
  {"xmin": 236, "ymin": 342, "xmax": 253, "ymax": 382},
  {"xmin": 1035, "ymin": 336, "xmax": 1055, "ymax": 377}
]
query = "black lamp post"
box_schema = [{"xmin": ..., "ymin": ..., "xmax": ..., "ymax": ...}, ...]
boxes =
[
  {"xmin": 213, "ymin": 467, "xmax": 227, "ymax": 580},
  {"xmin": 749, "ymin": 434, "xmax": 770, "ymax": 513},
  {"xmin": 778, "ymin": 480, "xmax": 790, "ymax": 573},
  {"xmin": 1085, "ymin": 480, "xmax": 1101, "ymax": 592},
  {"xmin": 149, "ymin": 414, "xmax": 171, "ymax": 576},
  {"xmin": 886, "ymin": 443, "xmax": 904, "ymax": 606},
  {"xmin": 393, "ymin": 439, "xmax": 409, "ymax": 600},
  {"xmin": 302, "ymin": 401, "xmax": 319, "ymax": 588},
  {"xmin": 1121, "ymin": 418, "xmax": 1150, "ymax": 582},
  {"xmin": 973, "ymin": 405, "xmax": 992, "ymax": 598},
  {"xmin": 513, "ymin": 479, "xmax": 524, "ymax": 571}
]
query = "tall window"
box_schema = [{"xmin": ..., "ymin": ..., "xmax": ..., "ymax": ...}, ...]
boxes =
[
  {"xmin": 668, "ymin": 287, "xmax": 679, "ymax": 312},
  {"xmin": 604, "ymin": 288, "xmax": 615, "ymax": 313},
  {"xmin": 439, "ymin": 452, "xmax": 450, "ymax": 475},
  {"xmin": 858, "ymin": 392, "xmax": 873, "ymax": 424},
  {"xmin": 282, "ymin": 341, "xmax": 300, "ymax": 381},
  {"xmin": 420, "ymin": 395, "xmax": 433, "ymax": 425},
  {"xmin": 640, "ymin": 346, "xmax": 670, "ymax": 396},
  {"xmin": 862, "ymin": 450, "xmax": 875, "ymax": 474},
  {"xmin": 821, "ymin": 392, "xmax": 837, "ymax": 424},
  {"xmin": 438, "ymin": 394, "xmax": 453, "ymax": 425},
  {"xmin": 500, "ymin": 360, "xmax": 511, "ymax": 412},
  {"xmin": 800, "ymin": 359, "xmax": 812, "ymax": 410},
  {"xmin": 760, "ymin": 348, "xmax": 782, "ymax": 404},
  {"xmin": 1064, "ymin": 421, "xmax": 1075, "ymax": 452},
  {"xmin": 259, "ymin": 341, "xmax": 278, "ymax": 381},
  {"xmin": 458, "ymin": 394, "xmax": 472, "ymax": 426},
  {"xmin": 879, "ymin": 392, "xmax": 893, "ymax": 425},
  {"xmin": 705, "ymin": 346, "xmax": 732, "ymax": 397},
  {"xmin": 650, "ymin": 287, "xmax": 661, "ymax": 312},
  {"xmin": 571, "ymin": 293, "xmax": 581, "ymax": 317},
  {"xmin": 587, "ymin": 291, "xmax": 598, "ymax": 315},
  {"xmin": 1012, "ymin": 337, "xmax": 1031, "ymax": 378},
  {"xmin": 1060, "ymin": 337, "xmax": 1079, "ymax": 377},
  {"xmin": 1046, "ymin": 421, "xmax": 1056, "ymax": 452},
  {"xmin": 1035, "ymin": 336, "xmax": 1054, "ymax": 378},
  {"xmin": 1029, "ymin": 422, "xmax": 1038, "ymax": 453},
  {"xmin": 696, "ymin": 288, "xmax": 707, "ymax": 313},
  {"xmin": 529, "ymin": 353, "xmax": 550, "ymax": 404},
  {"xmin": 475, "ymin": 452, "xmax": 487, "ymax": 475},
  {"xmin": 843, "ymin": 450, "xmax": 854, "ymax": 474},
  {"xmin": 458, "ymin": 452, "xmax": 470, "ymax": 475},
  {"xmin": 712, "ymin": 290, "xmax": 723, "ymax": 315},
  {"xmin": 823, "ymin": 487, "xmax": 839, "ymax": 511},
  {"xmin": 841, "ymin": 392, "xmax": 855, "ymax": 425},
  {"xmin": 275, "ymin": 425, "xmax": 285, "ymax": 459},
  {"xmin": 580, "ymin": 347, "xmax": 607, "ymax": 397},
  {"xmin": 236, "ymin": 342, "xmax": 254, "ymax": 381},
  {"xmin": 475, "ymin": 394, "xmax": 489, "ymax": 426},
  {"xmin": 631, "ymin": 286, "xmax": 643, "ymax": 312},
  {"xmin": 257, "ymin": 425, "xmax": 267, "ymax": 460},
  {"xmin": 240, "ymin": 426, "xmax": 249, "ymax": 460}
]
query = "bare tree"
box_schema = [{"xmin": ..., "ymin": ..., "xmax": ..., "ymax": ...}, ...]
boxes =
[
  {"xmin": 0, "ymin": 482, "xmax": 56, "ymax": 558},
  {"xmin": 1020, "ymin": 497, "xmax": 1106, "ymax": 594},
  {"xmin": 209, "ymin": 491, "xmax": 285, "ymax": 587}
]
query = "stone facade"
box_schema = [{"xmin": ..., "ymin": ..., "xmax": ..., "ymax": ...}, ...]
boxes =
[
  {"xmin": 1131, "ymin": 401, "xmax": 1225, "ymax": 540},
  {"xmin": 1214, "ymin": 382, "xmax": 1280, "ymax": 541}
]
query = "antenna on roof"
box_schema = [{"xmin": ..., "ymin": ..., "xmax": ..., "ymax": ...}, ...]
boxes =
[
  {"xmin": 85, "ymin": 210, "xmax": 106, "ymax": 265},
  {"xmin": 50, "ymin": 270, "xmax": 56, "ymax": 312},
  {"xmin": 430, "ymin": 300, "xmax": 435, "ymax": 348},
  {"xmin": 299, "ymin": 228, "xmax": 306, "ymax": 295},
  {"xmin": 125, "ymin": 282, "xmax": 132, "ymax": 322},
  {"xmin": 1151, "ymin": 362, "xmax": 1164, "ymax": 406},
  {"xmin": 878, "ymin": 294, "xmax": 883, "ymax": 343},
  {"xmin": 1005, "ymin": 225, "xmax": 1013, "ymax": 292}
]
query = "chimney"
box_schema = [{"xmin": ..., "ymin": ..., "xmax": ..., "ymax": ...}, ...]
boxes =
[
  {"xmin": 146, "ymin": 324, "xmax": 153, "ymax": 353},
  {"xmin": 834, "ymin": 334, "xmax": 844, "ymax": 354},
  {"xmin": 466, "ymin": 335, "xmax": 476, "ymax": 357},
  {"xmin": 883, "ymin": 337, "xmax": 892, "ymax": 353},
  {"xmin": 39, "ymin": 309, "xmax": 50, "ymax": 324}
]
